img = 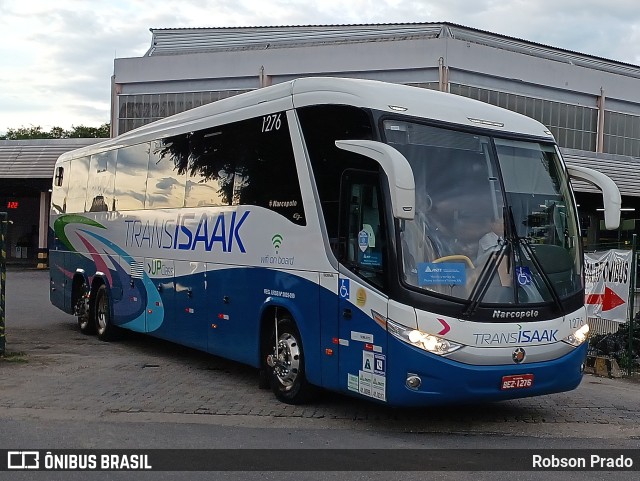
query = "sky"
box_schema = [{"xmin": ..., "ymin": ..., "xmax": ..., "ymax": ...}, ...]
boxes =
[{"xmin": 1, "ymin": 0, "xmax": 639, "ymax": 135}]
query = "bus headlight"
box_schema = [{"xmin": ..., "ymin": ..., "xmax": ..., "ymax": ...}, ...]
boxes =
[
  {"xmin": 387, "ymin": 319, "xmax": 462, "ymax": 355},
  {"xmin": 563, "ymin": 323, "xmax": 590, "ymax": 347}
]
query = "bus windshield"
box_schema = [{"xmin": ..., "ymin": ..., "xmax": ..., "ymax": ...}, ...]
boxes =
[{"xmin": 385, "ymin": 120, "xmax": 582, "ymax": 306}]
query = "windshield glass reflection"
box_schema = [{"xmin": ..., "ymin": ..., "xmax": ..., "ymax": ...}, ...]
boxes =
[{"xmin": 385, "ymin": 120, "xmax": 582, "ymax": 306}]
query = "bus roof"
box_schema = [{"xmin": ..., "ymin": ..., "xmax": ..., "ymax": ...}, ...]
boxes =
[
  {"xmin": 292, "ymin": 77, "xmax": 553, "ymax": 139},
  {"xmin": 58, "ymin": 77, "xmax": 554, "ymax": 161}
]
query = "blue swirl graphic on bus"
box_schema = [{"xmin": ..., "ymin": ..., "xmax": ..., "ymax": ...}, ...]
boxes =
[{"xmin": 79, "ymin": 228, "xmax": 164, "ymax": 332}]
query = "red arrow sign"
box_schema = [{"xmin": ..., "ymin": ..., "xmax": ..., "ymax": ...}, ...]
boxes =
[
  {"xmin": 585, "ymin": 286, "xmax": 626, "ymax": 311},
  {"xmin": 437, "ymin": 318, "xmax": 450, "ymax": 336}
]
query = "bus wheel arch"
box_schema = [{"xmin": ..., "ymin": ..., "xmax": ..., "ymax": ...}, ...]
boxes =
[{"xmin": 263, "ymin": 310, "xmax": 316, "ymax": 404}]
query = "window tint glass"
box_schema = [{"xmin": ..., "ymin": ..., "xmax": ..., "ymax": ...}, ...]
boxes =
[
  {"xmin": 114, "ymin": 143, "xmax": 150, "ymax": 211},
  {"xmin": 111, "ymin": 112, "xmax": 303, "ymax": 220},
  {"xmin": 232, "ymin": 113, "xmax": 304, "ymax": 225},
  {"xmin": 185, "ymin": 128, "xmax": 233, "ymax": 207},
  {"xmin": 183, "ymin": 112, "xmax": 305, "ymax": 224},
  {"xmin": 147, "ymin": 137, "xmax": 187, "ymax": 208},
  {"xmin": 66, "ymin": 157, "xmax": 90, "ymax": 213},
  {"xmin": 342, "ymin": 172, "xmax": 386, "ymax": 289},
  {"xmin": 87, "ymin": 150, "xmax": 116, "ymax": 212},
  {"xmin": 51, "ymin": 161, "xmax": 70, "ymax": 214},
  {"xmin": 297, "ymin": 105, "xmax": 375, "ymax": 246}
]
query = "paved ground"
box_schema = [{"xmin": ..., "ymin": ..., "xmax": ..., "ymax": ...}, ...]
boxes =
[{"xmin": 2, "ymin": 269, "xmax": 640, "ymax": 440}]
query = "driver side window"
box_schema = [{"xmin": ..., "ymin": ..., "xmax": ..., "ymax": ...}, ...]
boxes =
[{"xmin": 340, "ymin": 170, "xmax": 386, "ymax": 290}]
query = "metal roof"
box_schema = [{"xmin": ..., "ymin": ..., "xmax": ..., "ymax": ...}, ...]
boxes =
[
  {"xmin": 562, "ymin": 148, "xmax": 640, "ymax": 198},
  {"xmin": 146, "ymin": 22, "xmax": 640, "ymax": 79},
  {"xmin": 146, "ymin": 24, "xmax": 443, "ymax": 56},
  {"xmin": 0, "ymin": 139, "xmax": 102, "ymax": 179}
]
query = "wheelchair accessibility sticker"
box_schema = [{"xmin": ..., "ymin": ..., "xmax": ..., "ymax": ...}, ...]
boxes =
[
  {"xmin": 339, "ymin": 278, "xmax": 350, "ymax": 299},
  {"xmin": 516, "ymin": 266, "xmax": 532, "ymax": 286}
]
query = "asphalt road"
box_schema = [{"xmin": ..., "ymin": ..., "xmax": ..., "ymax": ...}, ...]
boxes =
[{"xmin": 1, "ymin": 268, "xmax": 639, "ymax": 480}]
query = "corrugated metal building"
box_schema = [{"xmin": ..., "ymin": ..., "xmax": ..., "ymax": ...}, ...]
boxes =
[
  {"xmin": 0, "ymin": 139, "xmax": 100, "ymax": 264},
  {"xmin": 112, "ymin": 22, "xmax": 640, "ymax": 248},
  {"xmin": 4, "ymin": 23, "xmax": 638, "ymax": 266}
]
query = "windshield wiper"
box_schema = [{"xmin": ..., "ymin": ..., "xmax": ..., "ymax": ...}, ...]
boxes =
[
  {"xmin": 463, "ymin": 239, "xmax": 509, "ymax": 317},
  {"xmin": 463, "ymin": 205, "xmax": 512, "ymax": 317},
  {"xmin": 516, "ymin": 237, "xmax": 563, "ymax": 310},
  {"xmin": 505, "ymin": 206, "xmax": 563, "ymax": 312},
  {"xmin": 464, "ymin": 206, "xmax": 564, "ymax": 317}
]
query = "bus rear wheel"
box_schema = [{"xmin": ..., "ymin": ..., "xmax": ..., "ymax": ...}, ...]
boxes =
[
  {"xmin": 93, "ymin": 284, "xmax": 119, "ymax": 342},
  {"xmin": 74, "ymin": 281, "xmax": 94, "ymax": 335},
  {"xmin": 268, "ymin": 318, "xmax": 315, "ymax": 404}
]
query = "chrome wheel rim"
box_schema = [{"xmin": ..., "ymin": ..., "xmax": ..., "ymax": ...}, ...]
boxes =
[
  {"xmin": 274, "ymin": 332, "xmax": 300, "ymax": 390},
  {"xmin": 78, "ymin": 289, "xmax": 90, "ymax": 328},
  {"xmin": 97, "ymin": 293, "xmax": 108, "ymax": 331}
]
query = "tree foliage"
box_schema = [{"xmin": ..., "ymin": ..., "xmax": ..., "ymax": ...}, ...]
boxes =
[{"xmin": 0, "ymin": 124, "xmax": 110, "ymax": 140}]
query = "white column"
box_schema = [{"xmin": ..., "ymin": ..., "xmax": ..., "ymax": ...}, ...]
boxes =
[{"xmin": 37, "ymin": 191, "xmax": 50, "ymax": 268}]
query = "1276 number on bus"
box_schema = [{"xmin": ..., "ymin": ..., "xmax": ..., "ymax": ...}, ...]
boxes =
[{"xmin": 262, "ymin": 113, "xmax": 282, "ymax": 132}]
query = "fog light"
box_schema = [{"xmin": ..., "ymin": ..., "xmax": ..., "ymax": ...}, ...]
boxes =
[{"xmin": 406, "ymin": 374, "xmax": 421, "ymax": 390}]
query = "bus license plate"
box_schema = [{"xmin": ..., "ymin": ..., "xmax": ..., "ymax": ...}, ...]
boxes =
[{"xmin": 501, "ymin": 374, "xmax": 534, "ymax": 390}]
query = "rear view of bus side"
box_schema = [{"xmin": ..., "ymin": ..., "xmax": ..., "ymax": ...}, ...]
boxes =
[{"xmin": 49, "ymin": 78, "xmax": 620, "ymax": 407}]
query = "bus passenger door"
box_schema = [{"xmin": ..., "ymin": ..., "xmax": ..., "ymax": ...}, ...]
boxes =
[
  {"xmin": 174, "ymin": 261, "xmax": 208, "ymax": 351},
  {"xmin": 338, "ymin": 171, "xmax": 389, "ymax": 403}
]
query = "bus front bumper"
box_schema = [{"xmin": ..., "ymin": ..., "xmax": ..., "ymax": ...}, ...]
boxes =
[{"xmin": 385, "ymin": 337, "xmax": 587, "ymax": 407}]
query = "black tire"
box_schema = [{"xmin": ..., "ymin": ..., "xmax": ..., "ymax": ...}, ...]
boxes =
[
  {"xmin": 258, "ymin": 324, "xmax": 274, "ymax": 389},
  {"xmin": 93, "ymin": 284, "xmax": 119, "ymax": 342},
  {"xmin": 74, "ymin": 281, "xmax": 94, "ymax": 335},
  {"xmin": 257, "ymin": 368, "xmax": 271, "ymax": 390},
  {"xmin": 269, "ymin": 318, "xmax": 316, "ymax": 404}
]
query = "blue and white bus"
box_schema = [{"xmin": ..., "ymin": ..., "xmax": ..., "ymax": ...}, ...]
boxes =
[{"xmin": 49, "ymin": 77, "xmax": 621, "ymax": 406}]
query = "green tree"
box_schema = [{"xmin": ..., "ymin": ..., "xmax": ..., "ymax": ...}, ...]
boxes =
[
  {"xmin": 1, "ymin": 125, "xmax": 55, "ymax": 139},
  {"xmin": 0, "ymin": 123, "xmax": 110, "ymax": 140},
  {"xmin": 50, "ymin": 126, "xmax": 66, "ymax": 139},
  {"xmin": 67, "ymin": 124, "xmax": 110, "ymax": 138}
]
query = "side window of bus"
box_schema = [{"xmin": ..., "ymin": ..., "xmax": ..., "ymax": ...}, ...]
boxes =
[
  {"xmin": 186, "ymin": 127, "xmax": 234, "ymax": 207},
  {"xmin": 297, "ymin": 105, "xmax": 375, "ymax": 256},
  {"xmin": 51, "ymin": 161, "xmax": 70, "ymax": 214},
  {"xmin": 340, "ymin": 170, "xmax": 386, "ymax": 290},
  {"xmin": 114, "ymin": 143, "xmax": 150, "ymax": 211},
  {"xmin": 231, "ymin": 114, "xmax": 305, "ymax": 225},
  {"xmin": 87, "ymin": 150, "xmax": 116, "ymax": 212},
  {"xmin": 66, "ymin": 156, "xmax": 90, "ymax": 213},
  {"xmin": 147, "ymin": 137, "xmax": 188, "ymax": 209},
  {"xmin": 185, "ymin": 114, "xmax": 305, "ymax": 224}
]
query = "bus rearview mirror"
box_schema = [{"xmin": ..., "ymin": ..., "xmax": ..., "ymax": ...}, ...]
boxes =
[
  {"xmin": 567, "ymin": 165, "xmax": 621, "ymax": 230},
  {"xmin": 335, "ymin": 140, "xmax": 415, "ymax": 220}
]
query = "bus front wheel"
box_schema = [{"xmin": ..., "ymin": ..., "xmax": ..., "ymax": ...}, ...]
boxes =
[{"xmin": 268, "ymin": 318, "xmax": 315, "ymax": 404}]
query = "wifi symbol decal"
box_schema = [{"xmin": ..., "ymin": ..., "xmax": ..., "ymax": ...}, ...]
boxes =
[{"xmin": 272, "ymin": 234, "xmax": 283, "ymax": 253}]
